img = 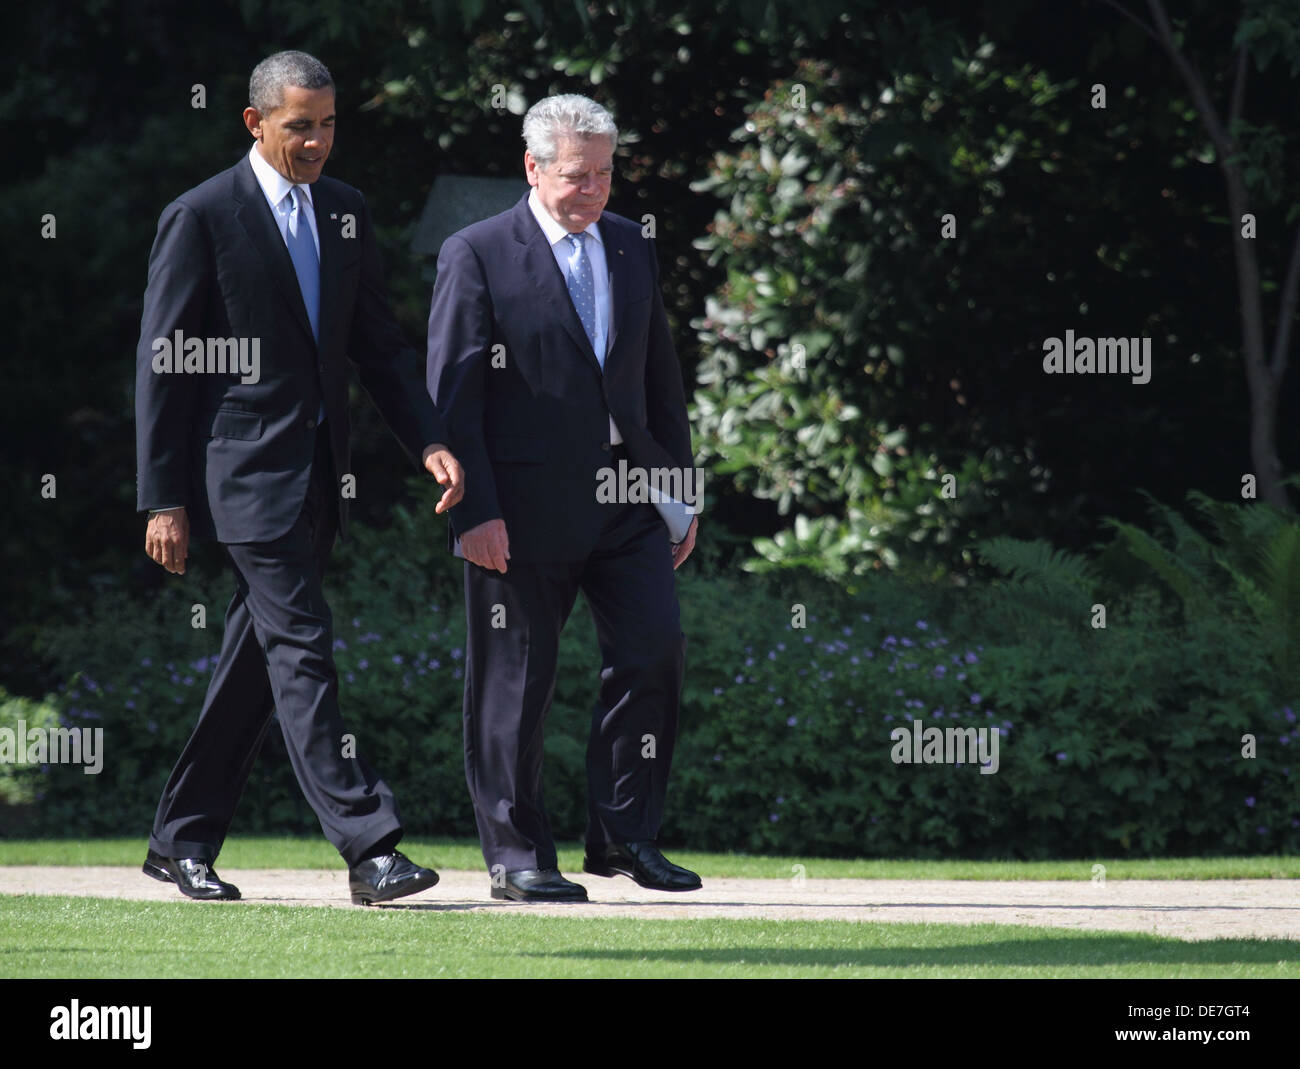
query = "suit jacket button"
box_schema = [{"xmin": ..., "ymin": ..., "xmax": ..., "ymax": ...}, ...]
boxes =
[{"xmin": 306, "ymin": 418, "xmax": 317, "ymax": 430}]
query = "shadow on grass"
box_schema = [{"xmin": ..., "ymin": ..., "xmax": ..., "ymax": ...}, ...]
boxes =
[{"xmin": 523, "ymin": 935, "xmax": 1300, "ymax": 968}]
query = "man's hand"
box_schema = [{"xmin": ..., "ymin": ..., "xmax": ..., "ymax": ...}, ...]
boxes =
[
  {"xmin": 460, "ymin": 518, "xmax": 510, "ymax": 573},
  {"xmin": 422, "ymin": 443, "xmax": 465, "ymax": 514},
  {"xmin": 146, "ymin": 507, "xmax": 190, "ymax": 575},
  {"xmin": 671, "ymin": 516, "xmax": 698, "ymax": 570}
]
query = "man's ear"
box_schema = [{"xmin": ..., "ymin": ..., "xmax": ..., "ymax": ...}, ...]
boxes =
[{"xmin": 243, "ymin": 106, "xmax": 263, "ymax": 140}]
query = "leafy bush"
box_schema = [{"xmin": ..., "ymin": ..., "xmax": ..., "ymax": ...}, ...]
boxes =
[
  {"xmin": 0, "ymin": 687, "xmax": 61, "ymax": 807},
  {"xmin": 19, "ymin": 481, "xmax": 1298, "ymax": 859}
]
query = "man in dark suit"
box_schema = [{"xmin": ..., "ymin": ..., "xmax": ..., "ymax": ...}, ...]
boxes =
[
  {"xmin": 426, "ymin": 94, "xmax": 702, "ymax": 901},
  {"xmin": 135, "ymin": 51, "xmax": 462, "ymax": 905}
]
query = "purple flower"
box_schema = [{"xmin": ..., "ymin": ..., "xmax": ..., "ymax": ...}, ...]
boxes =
[
  {"xmin": 776, "ymin": 796, "xmax": 785, "ymax": 804},
  {"xmin": 713, "ymin": 686, "xmax": 724, "ymax": 696},
  {"xmin": 1285, "ymin": 707, "xmax": 1296, "ymax": 723},
  {"xmin": 964, "ymin": 651, "xmax": 978, "ymax": 664},
  {"xmin": 392, "ymin": 654, "xmax": 403, "ymax": 665},
  {"xmin": 787, "ymin": 715, "xmax": 798, "ymax": 727},
  {"xmin": 1245, "ymin": 797, "xmax": 1255, "ymax": 807},
  {"xmin": 970, "ymin": 693, "xmax": 982, "ymax": 704},
  {"xmin": 358, "ymin": 659, "xmax": 369, "ymax": 670},
  {"xmin": 1257, "ymin": 826, "xmax": 1269, "ymax": 835},
  {"xmin": 933, "ymin": 665, "xmax": 946, "ymax": 677},
  {"xmin": 775, "ymin": 697, "xmax": 785, "ymax": 706},
  {"xmin": 900, "ymin": 638, "xmax": 914, "ymax": 648},
  {"xmin": 1055, "ymin": 752, "xmax": 1067, "ymax": 761},
  {"xmin": 769, "ymin": 813, "xmax": 780, "ymax": 823},
  {"xmin": 734, "ymin": 675, "xmax": 745, "ymax": 684},
  {"xmin": 916, "ymin": 620, "xmax": 928, "ymax": 630}
]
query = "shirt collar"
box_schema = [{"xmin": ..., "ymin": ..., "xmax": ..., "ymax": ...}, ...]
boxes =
[
  {"xmin": 248, "ymin": 143, "xmax": 313, "ymax": 211},
  {"xmin": 527, "ymin": 187, "xmax": 601, "ymax": 248}
]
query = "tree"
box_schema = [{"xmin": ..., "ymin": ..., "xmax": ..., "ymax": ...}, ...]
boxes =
[{"xmin": 1099, "ymin": 0, "xmax": 1300, "ymax": 509}]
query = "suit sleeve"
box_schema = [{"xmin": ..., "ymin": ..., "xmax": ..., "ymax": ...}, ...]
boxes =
[
  {"xmin": 135, "ymin": 200, "xmax": 208, "ymax": 513},
  {"xmin": 426, "ymin": 233, "xmax": 500, "ymax": 538},
  {"xmin": 642, "ymin": 236, "xmax": 693, "ymax": 471},
  {"xmin": 347, "ymin": 192, "xmax": 446, "ymax": 464}
]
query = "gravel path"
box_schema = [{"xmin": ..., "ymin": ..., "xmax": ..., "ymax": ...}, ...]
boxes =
[{"xmin": 3, "ymin": 867, "xmax": 1298, "ymax": 941}]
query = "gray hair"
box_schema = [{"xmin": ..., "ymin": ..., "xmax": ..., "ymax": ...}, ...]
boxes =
[
  {"xmin": 249, "ymin": 51, "xmax": 334, "ymax": 114},
  {"xmin": 522, "ymin": 94, "xmax": 617, "ymax": 168}
]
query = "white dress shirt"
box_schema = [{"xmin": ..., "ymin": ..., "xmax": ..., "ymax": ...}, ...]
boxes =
[
  {"xmin": 527, "ymin": 188, "xmax": 622, "ymax": 445},
  {"xmin": 249, "ymin": 144, "xmax": 325, "ymax": 423}
]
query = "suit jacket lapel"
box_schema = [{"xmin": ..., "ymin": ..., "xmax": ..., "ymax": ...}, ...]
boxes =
[
  {"xmin": 511, "ymin": 197, "xmax": 603, "ymax": 377},
  {"xmin": 232, "ymin": 156, "xmax": 316, "ymax": 346},
  {"xmin": 597, "ymin": 215, "xmax": 627, "ymax": 366},
  {"xmin": 312, "ymin": 183, "xmax": 343, "ymax": 354}
]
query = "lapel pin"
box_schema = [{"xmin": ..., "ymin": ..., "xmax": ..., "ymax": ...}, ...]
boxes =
[{"xmin": 330, "ymin": 213, "xmax": 338, "ymax": 220}]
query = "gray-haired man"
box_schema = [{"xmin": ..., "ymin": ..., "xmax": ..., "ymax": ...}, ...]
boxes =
[{"xmin": 426, "ymin": 94, "xmax": 702, "ymax": 901}]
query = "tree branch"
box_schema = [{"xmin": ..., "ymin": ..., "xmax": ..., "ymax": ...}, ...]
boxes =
[
  {"xmin": 1099, "ymin": 0, "xmax": 1159, "ymax": 42},
  {"xmin": 1270, "ymin": 223, "xmax": 1300, "ymax": 383},
  {"xmin": 1145, "ymin": 0, "xmax": 1235, "ymax": 159}
]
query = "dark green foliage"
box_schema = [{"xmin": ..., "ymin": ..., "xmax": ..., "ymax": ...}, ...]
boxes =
[{"xmin": 18, "ymin": 482, "xmax": 1297, "ymax": 859}]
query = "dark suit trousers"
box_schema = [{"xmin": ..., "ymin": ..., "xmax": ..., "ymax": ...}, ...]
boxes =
[
  {"xmin": 462, "ymin": 488, "xmax": 686, "ymax": 873},
  {"xmin": 149, "ymin": 429, "xmax": 403, "ymax": 866}
]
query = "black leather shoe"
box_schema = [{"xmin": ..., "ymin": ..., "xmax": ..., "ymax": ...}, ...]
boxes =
[
  {"xmin": 491, "ymin": 868, "xmax": 588, "ymax": 902},
  {"xmin": 143, "ymin": 849, "xmax": 241, "ymax": 900},
  {"xmin": 583, "ymin": 841, "xmax": 702, "ymax": 891},
  {"xmin": 348, "ymin": 851, "xmax": 439, "ymax": 906}
]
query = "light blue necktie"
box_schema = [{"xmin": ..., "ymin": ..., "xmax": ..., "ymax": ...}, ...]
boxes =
[
  {"xmin": 285, "ymin": 186, "xmax": 320, "ymax": 342},
  {"xmin": 564, "ymin": 232, "xmax": 600, "ymax": 366},
  {"xmin": 285, "ymin": 187, "xmax": 325, "ymax": 422}
]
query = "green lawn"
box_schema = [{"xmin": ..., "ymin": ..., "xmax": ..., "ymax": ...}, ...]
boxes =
[
  {"xmin": 4, "ymin": 895, "xmax": 1298, "ymax": 978},
  {"xmin": 3, "ymin": 838, "xmax": 1299, "ymax": 879}
]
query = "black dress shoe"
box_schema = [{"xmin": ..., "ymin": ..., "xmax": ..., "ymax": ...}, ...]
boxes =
[
  {"xmin": 348, "ymin": 851, "xmax": 439, "ymax": 906},
  {"xmin": 583, "ymin": 841, "xmax": 702, "ymax": 891},
  {"xmin": 142, "ymin": 849, "xmax": 241, "ymax": 900},
  {"xmin": 491, "ymin": 868, "xmax": 588, "ymax": 902}
]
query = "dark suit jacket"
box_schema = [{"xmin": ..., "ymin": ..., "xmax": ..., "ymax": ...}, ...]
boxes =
[
  {"xmin": 135, "ymin": 154, "xmax": 443, "ymax": 543},
  {"xmin": 425, "ymin": 194, "xmax": 692, "ymax": 563}
]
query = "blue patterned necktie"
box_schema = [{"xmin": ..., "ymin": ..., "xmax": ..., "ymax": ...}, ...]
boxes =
[
  {"xmin": 564, "ymin": 232, "xmax": 600, "ymax": 365},
  {"xmin": 285, "ymin": 186, "xmax": 320, "ymax": 342}
]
